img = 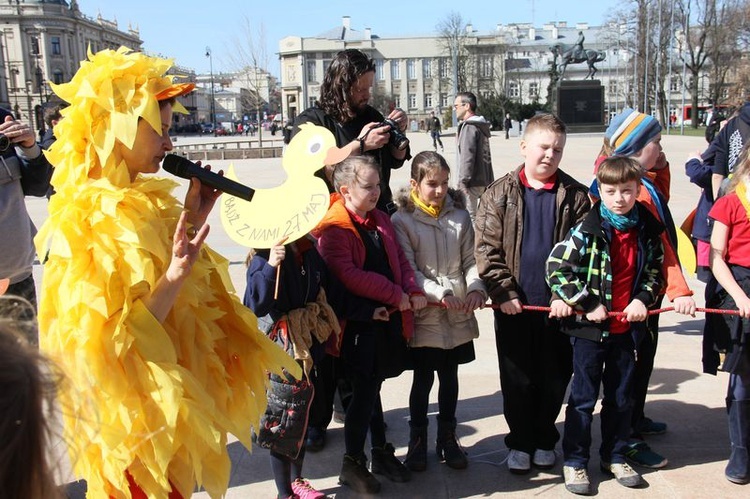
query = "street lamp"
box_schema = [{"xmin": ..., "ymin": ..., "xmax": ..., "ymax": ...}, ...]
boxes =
[
  {"xmin": 36, "ymin": 65, "xmax": 45, "ymax": 134},
  {"xmin": 205, "ymin": 46, "xmax": 216, "ymax": 135}
]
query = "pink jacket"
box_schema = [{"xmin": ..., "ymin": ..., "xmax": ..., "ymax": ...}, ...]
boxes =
[{"xmin": 314, "ymin": 194, "xmax": 420, "ymax": 340}]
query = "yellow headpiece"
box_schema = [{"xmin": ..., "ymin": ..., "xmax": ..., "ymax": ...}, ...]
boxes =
[{"xmin": 47, "ymin": 47, "xmax": 194, "ymax": 189}]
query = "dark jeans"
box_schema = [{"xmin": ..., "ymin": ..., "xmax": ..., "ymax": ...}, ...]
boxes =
[
  {"xmin": 630, "ymin": 295, "xmax": 663, "ymax": 433},
  {"xmin": 430, "ymin": 131, "xmax": 443, "ymax": 149},
  {"xmin": 563, "ymin": 333, "xmax": 636, "ymax": 468},
  {"xmin": 494, "ymin": 311, "xmax": 573, "ymax": 453},
  {"xmin": 409, "ymin": 362, "xmax": 459, "ymax": 427},
  {"xmin": 343, "ymin": 365, "xmax": 386, "ymax": 456}
]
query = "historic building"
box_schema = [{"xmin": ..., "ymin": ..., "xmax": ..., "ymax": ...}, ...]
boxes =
[{"xmin": 279, "ymin": 16, "xmax": 703, "ymax": 127}]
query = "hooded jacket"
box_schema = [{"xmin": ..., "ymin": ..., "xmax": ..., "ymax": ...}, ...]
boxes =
[
  {"xmin": 712, "ymin": 102, "xmax": 750, "ymax": 179},
  {"xmin": 391, "ymin": 188, "xmax": 486, "ymax": 349},
  {"xmin": 457, "ymin": 115, "xmax": 494, "ymax": 188}
]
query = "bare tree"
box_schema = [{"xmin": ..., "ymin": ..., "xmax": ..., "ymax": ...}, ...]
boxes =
[
  {"xmin": 436, "ymin": 12, "xmax": 475, "ymax": 92},
  {"xmin": 224, "ymin": 16, "xmax": 274, "ymax": 142}
]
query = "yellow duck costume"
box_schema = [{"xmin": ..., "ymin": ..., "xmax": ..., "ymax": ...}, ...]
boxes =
[{"xmin": 34, "ymin": 47, "xmax": 298, "ymax": 498}]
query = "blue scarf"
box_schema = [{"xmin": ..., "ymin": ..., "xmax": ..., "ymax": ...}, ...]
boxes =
[{"xmin": 599, "ymin": 202, "xmax": 639, "ymax": 231}]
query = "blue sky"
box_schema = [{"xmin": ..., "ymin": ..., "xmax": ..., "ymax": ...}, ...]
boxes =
[{"xmin": 80, "ymin": 0, "xmax": 618, "ymax": 76}]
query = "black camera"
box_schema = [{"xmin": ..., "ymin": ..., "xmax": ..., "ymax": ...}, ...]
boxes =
[
  {"xmin": 378, "ymin": 118, "xmax": 409, "ymax": 151},
  {"xmin": 0, "ymin": 133, "xmax": 10, "ymax": 152}
]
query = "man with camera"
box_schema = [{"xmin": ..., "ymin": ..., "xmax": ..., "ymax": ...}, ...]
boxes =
[
  {"xmin": 292, "ymin": 49, "xmax": 410, "ymax": 215},
  {"xmin": 0, "ymin": 108, "xmax": 53, "ymax": 337}
]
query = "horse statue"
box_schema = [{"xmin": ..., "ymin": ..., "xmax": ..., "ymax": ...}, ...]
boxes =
[{"xmin": 550, "ymin": 43, "xmax": 606, "ymax": 81}]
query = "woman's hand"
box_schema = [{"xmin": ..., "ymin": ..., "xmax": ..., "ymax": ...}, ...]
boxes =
[
  {"xmin": 165, "ymin": 211, "xmax": 210, "ymax": 283},
  {"xmin": 183, "ymin": 162, "xmax": 222, "ymax": 229}
]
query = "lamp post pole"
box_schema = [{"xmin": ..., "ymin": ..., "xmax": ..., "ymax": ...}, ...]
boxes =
[
  {"xmin": 36, "ymin": 64, "xmax": 45, "ymax": 135},
  {"xmin": 206, "ymin": 46, "xmax": 216, "ymax": 136}
]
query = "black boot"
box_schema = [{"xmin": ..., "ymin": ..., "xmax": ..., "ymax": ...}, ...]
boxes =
[
  {"xmin": 726, "ymin": 400, "xmax": 750, "ymax": 484},
  {"xmin": 436, "ymin": 418, "xmax": 467, "ymax": 470},
  {"xmin": 339, "ymin": 453, "xmax": 381, "ymax": 493},
  {"xmin": 404, "ymin": 422, "xmax": 428, "ymax": 472},
  {"xmin": 371, "ymin": 442, "xmax": 412, "ymax": 482}
]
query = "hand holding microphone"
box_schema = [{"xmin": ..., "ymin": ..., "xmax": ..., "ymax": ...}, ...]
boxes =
[{"xmin": 162, "ymin": 154, "xmax": 255, "ymax": 201}]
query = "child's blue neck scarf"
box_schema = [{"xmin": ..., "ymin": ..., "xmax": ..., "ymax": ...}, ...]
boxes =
[{"xmin": 600, "ymin": 203, "xmax": 639, "ymax": 231}]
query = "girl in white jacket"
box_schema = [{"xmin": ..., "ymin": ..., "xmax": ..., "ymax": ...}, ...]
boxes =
[{"xmin": 392, "ymin": 151, "xmax": 487, "ymax": 472}]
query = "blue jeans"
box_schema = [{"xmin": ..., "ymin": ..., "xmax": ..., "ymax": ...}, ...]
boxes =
[{"xmin": 563, "ymin": 333, "xmax": 636, "ymax": 468}]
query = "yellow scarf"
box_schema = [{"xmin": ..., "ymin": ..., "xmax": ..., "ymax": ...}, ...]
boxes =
[
  {"xmin": 411, "ymin": 190, "xmax": 442, "ymax": 218},
  {"xmin": 737, "ymin": 181, "xmax": 750, "ymax": 221}
]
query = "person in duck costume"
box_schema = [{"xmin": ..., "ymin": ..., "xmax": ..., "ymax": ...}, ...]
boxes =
[{"xmin": 34, "ymin": 47, "xmax": 298, "ymax": 498}]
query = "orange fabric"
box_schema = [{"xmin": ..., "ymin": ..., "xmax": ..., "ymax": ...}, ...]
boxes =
[
  {"xmin": 154, "ymin": 82, "xmax": 195, "ymax": 101},
  {"xmin": 123, "ymin": 472, "xmax": 183, "ymax": 499},
  {"xmin": 636, "ymin": 185, "xmax": 693, "ymax": 300},
  {"xmin": 312, "ymin": 193, "xmax": 362, "ymax": 241}
]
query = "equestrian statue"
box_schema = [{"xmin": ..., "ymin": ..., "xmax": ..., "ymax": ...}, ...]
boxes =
[{"xmin": 550, "ymin": 31, "xmax": 606, "ymax": 81}]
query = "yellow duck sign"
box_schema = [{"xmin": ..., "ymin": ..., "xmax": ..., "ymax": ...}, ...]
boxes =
[{"xmin": 220, "ymin": 124, "xmax": 346, "ymax": 248}]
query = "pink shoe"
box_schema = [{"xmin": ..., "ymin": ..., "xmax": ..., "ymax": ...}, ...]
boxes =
[{"xmin": 291, "ymin": 478, "xmax": 326, "ymax": 499}]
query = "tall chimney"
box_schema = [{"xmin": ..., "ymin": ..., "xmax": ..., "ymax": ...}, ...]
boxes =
[{"xmin": 342, "ymin": 16, "xmax": 351, "ymax": 30}]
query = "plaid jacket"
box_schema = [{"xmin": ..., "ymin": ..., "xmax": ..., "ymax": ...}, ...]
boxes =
[{"xmin": 546, "ymin": 202, "xmax": 665, "ymax": 336}]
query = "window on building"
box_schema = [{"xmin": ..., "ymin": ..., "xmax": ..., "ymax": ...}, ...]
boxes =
[
  {"xmin": 322, "ymin": 57, "xmax": 332, "ymax": 73},
  {"xmin": 529, "ymin": 82, "xmax": 539, "ymax": 98},
  {"xmin": 441, "ymin": 93, "xmax": 449, "ymax": 107},
  {"xmin": 391, "ymin": 60, "xmax": 400, "ymax": 80},
  {"xmin": 308, "ymin": 96, "xmax": 317, "ymax": 108},
  {"xmin": 407, "ymin": 59, "xmax": 416, "ymax": 80},
  {"xmin": 30, "ymin": 36, "xmax": 40, "ymax": 55},
  {"xmin": 408, "ymin": 93, "xmax": 417, "ymax": 109},
  {"xmin": 53, "ymin": 69, "xmax": 64, "ymax": 84},
  {"xmin": 422, "ymin": 59, "xmax": 431, "ymax": 79},
  {"xmin": 51, "ymin": 36, "xmax": 61, "ymax": 55},
  {"xmin": 509, "ymin": 82, "xmax": 520, "ymax": 98},
  {"xmin": 306, "ymin": 60, "xmax": 316, "ymax": 83},
  {"xmin": 480, "ymin": 56, "xmax": 492, "ymax": 78},
  {"xmin": 608, "ymin": 80, "xmax": 618, "ymax": 95},
  {"xmin": 393, "ymin": 95, "xmax": 401, "ymax": 108},
  {"xmin": 424, "ymin": 94, "xmax": 433, "ymax": 108},
  {"xmin": 375, "ymin": 59, "xmax": 385, "ymax": 81},
  {"xmin": 670, "ymin": 76, "xmax": 681, "ymax": 92},
  {"xmin": 439, "ymin": 58, "xmax": 449, "ymax": 79}
]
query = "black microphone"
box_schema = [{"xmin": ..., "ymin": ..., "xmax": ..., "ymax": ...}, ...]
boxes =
[{"xmin": 162, "ymin": 154, "xmax": 255, "ymax": 202}]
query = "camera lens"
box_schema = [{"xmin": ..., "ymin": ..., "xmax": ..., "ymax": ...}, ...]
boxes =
[{"xmin": 0, "ymin": 133, "xmax": 9, "ymax": 152}]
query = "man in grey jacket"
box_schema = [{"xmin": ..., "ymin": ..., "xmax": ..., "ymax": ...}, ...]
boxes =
[{"xmin": 454, "ymin": 92, "xmax": 494, "ymax": 220}]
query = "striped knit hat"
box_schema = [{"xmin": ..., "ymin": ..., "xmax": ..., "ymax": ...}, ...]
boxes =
[{"xmin": 605, "ymin": 108, "xmax": 662, "ymax": 157}]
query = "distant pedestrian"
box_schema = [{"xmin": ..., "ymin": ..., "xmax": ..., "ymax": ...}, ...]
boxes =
[
  {"xmin": 428, "ymin": 111, "xmax": 444, "ymax": 151},
  {"xmin": 454, "ymin": 91, "xmax": 494, "ymax": 220},
  {"xmin": 504, "ymin": 113, "xmax": 512, "ymax": 140}
]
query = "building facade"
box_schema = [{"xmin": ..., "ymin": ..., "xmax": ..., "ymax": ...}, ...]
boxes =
[
  {"xmin": 279, "ymin": 17, "xmax": 708, "ymax": 127},
  {"xmin": 0, "ymin": 0, "xmax": 143, "ymax": 132}
]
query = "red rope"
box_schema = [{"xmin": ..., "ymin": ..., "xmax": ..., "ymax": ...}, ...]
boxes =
[{"xmin": 420, "ymin": 301, "xmax": 741, "ymax": 317}]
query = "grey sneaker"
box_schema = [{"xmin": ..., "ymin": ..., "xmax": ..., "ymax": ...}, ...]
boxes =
[
  {"xmin": 601, "ymin": 461, "xmax": 645, "ymax": 488},
  {"xmin": 507, "ymin": 449, "xmax": 531, "ymax": 474},
  {"xmin": 533, "ymin": 449, "xmax": 556, "ymax": 469},
  {"xmin": 563, "ymin": 465, "xmax": 591, "ymax": 495}
]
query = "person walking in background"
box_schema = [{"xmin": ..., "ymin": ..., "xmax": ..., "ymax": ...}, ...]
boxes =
[
  {"xmin": 392, "ymin": 151, "xmax": 487, "ymax": 473},
  {"xmin": 705, "ymin": 143, "xmax": 750, "ymax": 485},
  {"xmin": 314, "ymin": 156, "xmax": 426, "ymax": 494},
  {"xmin": 475, "ymin": 113, "xmax": 590, "ymax": 475},
  {"xmin": 504, "ymin": 113, "xmax": 513, "ymax": 140},
  {"xmin": 428, "ymin": 111, "xmax": 444, "ymax": 151},
  {"xmin": 547, "ymin": 157, "xmax": 664, "ymax": 495},
  {"xmin": 454, "ymin": 91, "xmax": 493, "ymax": 220},
  {"xmin": 40, "ymin": 105, "xmax": 63, "ymax": 150}
]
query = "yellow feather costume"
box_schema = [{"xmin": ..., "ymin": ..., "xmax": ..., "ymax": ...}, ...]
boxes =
[{"xmin": 34, "ymin": 47, "xmax": 298, "ymax": 498}]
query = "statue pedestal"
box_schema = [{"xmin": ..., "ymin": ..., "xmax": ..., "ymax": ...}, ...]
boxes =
[{"xmin": 555, "ymin": 80, "xmax": 605, "ymax": 133}]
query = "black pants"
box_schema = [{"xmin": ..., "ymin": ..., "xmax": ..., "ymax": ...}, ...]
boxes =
[
  {"xmin": 343, "ymin": 366, "xmax": 386, "ymax": 456},
  {"xmin": 270, "ymin": 447, "xmax": 305, "ymax": 496},
  {"xmin": 494, "ymin": 310, "xmax": 573, "ymax": 454},
  {"xmin": 409, "ymin": 362, "xmax": 459, "ymax": 427}
]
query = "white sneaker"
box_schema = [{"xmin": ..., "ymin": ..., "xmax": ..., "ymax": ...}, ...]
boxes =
[
  {"xmin": 563, "ymin": 465, "xmax": 591, "ymax": 495},
  {"xmin": 533, "ymin": 448, "xmax": 556, "ymax": 469},
  {"xmin": 507, "ymin": 449, "xmax": 531, "ymax": 474}
]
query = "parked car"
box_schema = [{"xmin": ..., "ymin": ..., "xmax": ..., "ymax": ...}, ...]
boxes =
[
  {"xmin": 215, "ymin": 126, "xmax": 228, "ymax": 136},
  {"xmin": 201, "ymin": 123, "xmax": 214, "ymax": 134}
]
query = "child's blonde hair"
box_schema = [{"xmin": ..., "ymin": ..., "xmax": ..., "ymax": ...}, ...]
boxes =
[
  {"xmin": 523, "ymin": 113, "xmax": 567, "ymax": 139},
  {"xmin": 332, "ymin": 156, "xmax": 381, "ymax": 193},
  {"xmin": 411, "ymin": 151, "xmax": 450, "ymax": 185}
]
